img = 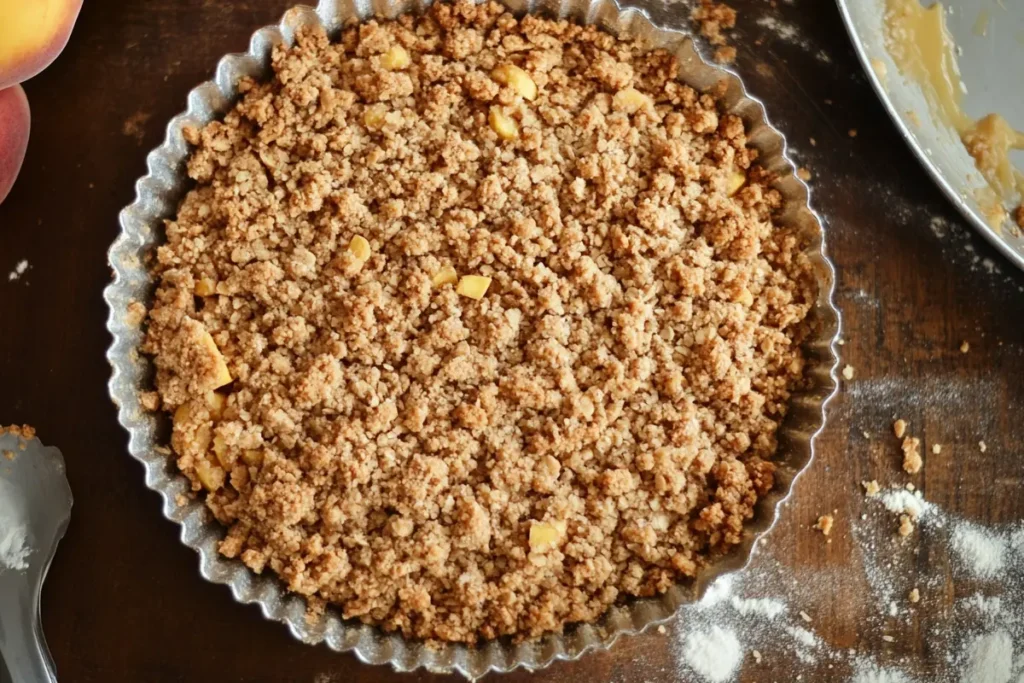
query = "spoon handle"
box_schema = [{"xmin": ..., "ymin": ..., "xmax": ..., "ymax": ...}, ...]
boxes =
[{"xmin": 0, "ymin": 574, "xmax": 57, "ymax": 683}]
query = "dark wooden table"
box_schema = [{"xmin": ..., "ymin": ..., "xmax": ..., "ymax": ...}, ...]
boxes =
[{"xmin": 2, "ymin": 0, "xmax": 1022, "ymax": 681}]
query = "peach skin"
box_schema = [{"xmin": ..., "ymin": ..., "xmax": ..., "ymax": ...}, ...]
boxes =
[
  {"xmin": 0, "ymin": 0, "xmax": 84, "ymax": 90},
  {"xmin": 0, "ymin": 84, "xmax": 30, "ymax": 204}
]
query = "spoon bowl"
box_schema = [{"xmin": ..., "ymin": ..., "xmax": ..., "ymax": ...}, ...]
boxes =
[{"xmin": 0, "ymin": 433, "xmax": 72, "ymax": 683}]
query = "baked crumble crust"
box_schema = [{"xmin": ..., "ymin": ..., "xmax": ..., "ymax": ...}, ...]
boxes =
[{"xmin": 142, "ymin": 0, "xmax": 815, "ymax": 643}]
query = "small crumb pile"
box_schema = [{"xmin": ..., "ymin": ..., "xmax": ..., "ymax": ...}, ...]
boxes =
[
  {"xmin": 689, "ymin": 0, "xmax": 738, "ymax": 63},
  {"xmin": 141, "ymin": 1, "xmax": 815, "ymax": 643},
  {"xmin": 892, "ymin": 419, "xmax": 922, "ymax": 474}
]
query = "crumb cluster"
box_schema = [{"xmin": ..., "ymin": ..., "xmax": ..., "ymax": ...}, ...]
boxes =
[
  {"xmin": 142, "ymin": 1, "xmax": 814, "ymax": 643},
  {"xmin": 901, "ymin": 436, "xmax": 922, "ymax": 474},
  {"xmin": 0, "ymin": 424, "xmax": 35, "ymax": 439},
  {"xmin": 690, "ymin": 0, "xmax": 738, "ymax": 63}
]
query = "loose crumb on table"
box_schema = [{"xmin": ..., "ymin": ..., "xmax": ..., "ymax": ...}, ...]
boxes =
[
  {"xmin": 690, "ymin": 0, "xmax": 737, "ymax": 49},
  {"xmin": 901, "ymin": 436, "xmax": 922, "ymax": 474},
  {"xmin": 898, "ymin": 514, "xmax": 915, "ymax": 537}
]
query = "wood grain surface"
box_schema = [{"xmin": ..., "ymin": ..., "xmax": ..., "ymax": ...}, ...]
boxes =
[{"xmin": 1, "ymin": 0, "xmax": 1022, "ymax": 681}]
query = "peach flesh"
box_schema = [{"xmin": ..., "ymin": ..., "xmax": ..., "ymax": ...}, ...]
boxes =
[
  {"xmin": 0, "ymin": 84, "xmax": 30, "ymax": 205},
  {"xmin": 0, "ymin": 0, "xmax": 84, "ymax": 90}
]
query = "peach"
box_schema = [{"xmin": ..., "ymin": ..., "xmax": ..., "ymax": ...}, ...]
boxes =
[
  {"xmin": 0, "ymin": 0, "xmax": 84, "ymax": 90},
  {"xmin": 0, "ymin": 85, "xmax": 30, "ymax": 205}
]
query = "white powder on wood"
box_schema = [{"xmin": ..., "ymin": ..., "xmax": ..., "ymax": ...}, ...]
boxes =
[
  {"xmin": 681, "ymin": 626, "xmax": 743, "ymax": 683},
  {"xmin": 851, "ymin": 662, "xmax": 916, "ymax": 683},
  {"xmin": 785, "ymin": 625, "xmax": 818, "ymax": 649},
  {"xmin": 880, "ymin": 489, "xmax": 933, "ymax": 520},
  {"xmin": 961, "ymin": 631, "xmax": 1012, "ymax": 683},
  {"xmin": 952, "ymin": 523, "xmax": 1006, "ymax": 578},
  {"xmin": 730, "ymin": 595, "xmax": 787, "ymax": 619},
  {"xmin": 1009, "ymin": 527, "xmax": 1024, "ymax": 553},
  {"xmin": 699, "ymin": 575, "xmax": 735, "ymax": 610},
  {"xmin": 965, "ymin": 594, "xmax": 1002, "ymax": 619}
]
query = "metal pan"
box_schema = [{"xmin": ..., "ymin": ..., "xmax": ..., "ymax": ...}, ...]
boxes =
[
  {"xmin": 103, "ymin": 0, "xmax": 841, "ymax": 676},
  {"xmin": 837, "ymin": 0, "xmax": 1024, "ymax": 271}
]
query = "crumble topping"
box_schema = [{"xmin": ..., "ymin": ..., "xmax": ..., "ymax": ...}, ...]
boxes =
[
  {"xmin": 141, "ymin": 1, "xmax": 815, "ymax": 643},
  {"xmin": 0, "ymin": 424, "xmax": 36, "ymax": 441}
]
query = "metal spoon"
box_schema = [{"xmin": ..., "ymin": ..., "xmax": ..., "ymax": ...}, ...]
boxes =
[{"xmin": 0, "ymin": 433, "xmax": 72, "ymax": 683}]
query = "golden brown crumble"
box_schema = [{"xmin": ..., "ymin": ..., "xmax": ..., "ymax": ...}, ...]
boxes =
[
  {"xmin": 0, "ymin": 424, "xmax": 36, "ymax": 440},
  {"xmin": 892, "ymin": 418, "xmax": 907, "ymax": 439},
  {"xmin": 142, "ymin": 1, "xmax": 814, "ymax": 644},
  {"xmin": 908, "ymin": 587, "xmax": 920, "ymax": 603},
  {"xmin": 126, "ymin": 300, "xmax": 147, "ymax": 327},
  {"xmin": 862, "ymin": 480, "xmax": 880, "ymax": 497},
  {"xmin": 901, "ymin": 436, "xmax": 922, "ymax": 474},
  {"xmin": 691, "ymin": 0, "xmax": 736, "ymax": 44},
  {"xmin": 898, "ymin": 513, "xmax": 914, "ymax": 537},
  {"xmin": 714, "ymin": 46, "xmax": 737, "ymax": 64},
  {"xmin": 814, "ymin": 514, "xmax": 833, "ymax": 536}
]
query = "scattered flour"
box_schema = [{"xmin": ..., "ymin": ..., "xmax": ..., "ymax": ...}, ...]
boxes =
[
  {"xmin": 681, "ymin": 626, "xmax": 743, "ymax": 683},
  {"xmin": 755, "ymin": 15, "xmax": 811, "ymax": 50},
  {"xmin": 672, "ymin": 569, "xmax": 827, "ymax": 681},
  {"xmin": 7, "ymin": 259, "xmax": 29, "ymax": 282},
  {"xmin": 699, "ymin": 574, "xmax": 736, "ymax": 609},
  {"xmin": 851, "ymin": 662, "xmax": 918, "ymax": 683},
  {"xmin": 961, "ymin": 631, "xmax": 1013, "ymax": 683},
  {"xmin": 966, "ymin": 594, "xmax": 1003, "ymax": 620},
  {"xmin": 785, "ymin": 625, "xmax": 819, "ymax": 649},
  {"xmin": 1009, "ymin": 527, "xmax": 1024, "ymax": 554},
  {"xmin": 880, "ymin": 489, "xmax": 933, "ymax": 521},
  {"xmin": 662, "ymin": 440, "xmax": 1024, "ymax": 682},
  {"xmin": 952, "ymin": 523, "xmax": 1007, "ymax": 578},
  {"xmin": 730, "ymin": 595, "xmax": 788, "ymax": 619}
]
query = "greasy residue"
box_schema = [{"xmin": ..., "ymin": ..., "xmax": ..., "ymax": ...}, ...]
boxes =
[{"xmin": 883, "ymin": 0, "xmax": 1023, "ymax": 229}]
